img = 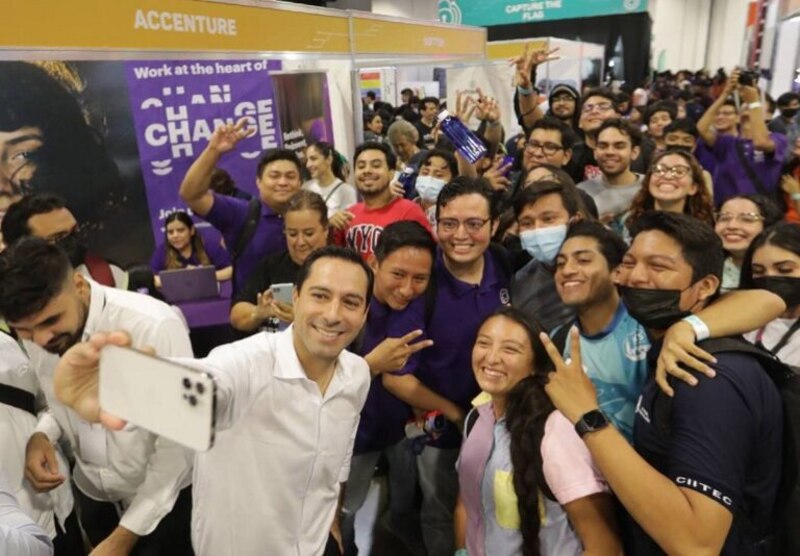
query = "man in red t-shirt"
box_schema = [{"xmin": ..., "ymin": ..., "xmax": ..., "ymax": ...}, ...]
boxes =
[{"xmin": 333, "ymin": 143, "xmax": 431, "ymax": 261}]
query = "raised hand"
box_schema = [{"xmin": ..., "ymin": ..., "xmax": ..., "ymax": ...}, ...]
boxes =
[
  {"xmin": 482, "ymin": 156, "xmax": 512, "ymax": 191},
  {"xmin": 655, "ymin": 320, "xmax": 717, "ymax": 397},
  {"xmin": 207, "ymin": 116, "xmax": 256, "ymax": 154},
  {"xmin": 540, "ymin": 326, "xmax": 599, "ymax": 424},
  {"xmin": 364, "ymin": 330, "xmax": 434, "ymax": 376},
  {"xmin": 474, "ymin": 87, "xmax": 501, "ymax": 122},
  {"xmin": 509, "ymin": 43, "xmax": 560, "ymax": 88},
  {"xmin": 454, "ymin": 90, "xmax": 477, "ymax": 123}
]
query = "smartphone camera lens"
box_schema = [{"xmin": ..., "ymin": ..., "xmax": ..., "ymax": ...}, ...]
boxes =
[
  {"xmin": 188, "ymin": 395, "xmax": 198, "ymax": 406},
  {"xmin": 182, "ymin": 378, "xmax": 192, "ymax": 389},
  {"xmin": 195, "ymin": 383, "xmax": 205, "ymax": 395}
]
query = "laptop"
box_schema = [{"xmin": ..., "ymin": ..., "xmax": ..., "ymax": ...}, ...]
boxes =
[{"xmin": 159, "ymin": 266, "xmax": 219, "ymax": 303}]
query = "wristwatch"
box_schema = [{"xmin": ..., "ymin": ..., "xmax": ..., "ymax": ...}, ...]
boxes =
[{"xmin": 575, "ymin": 409, "xmax": 610, "ymax": 437}]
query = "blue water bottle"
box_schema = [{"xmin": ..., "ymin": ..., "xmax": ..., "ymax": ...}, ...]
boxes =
[
  {"xmin": 437, "ymin": 110, "xmax": 487, "ymax": 164},
  {"xmin": 396, "ymin": 165, "xmax": 416, "ymax": 197}
]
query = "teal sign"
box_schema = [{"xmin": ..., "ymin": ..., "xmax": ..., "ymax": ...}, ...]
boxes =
[{"xmin": 438, "ymin": 0, "xmax": 648, "ymax": 26}]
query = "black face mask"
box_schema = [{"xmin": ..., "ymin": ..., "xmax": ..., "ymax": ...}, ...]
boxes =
[
  {"xmin": 619, "ymin": 286, "xmax": 691, "ymax": 330},
  {"xmin": 781, "ymin": 107, "xmax": 799, "ymax": 119},
  {"xmin": 56, "ymin": 233, "xmax": 88, "ymax": 268},
  {"xmin": 752, "ymin": 276, "xmax": 800, "ymax": 308}
]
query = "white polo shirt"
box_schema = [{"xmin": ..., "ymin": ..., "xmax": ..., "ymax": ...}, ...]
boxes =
[
  {"xmin": 28, "ymin": 281, "xmax": 194, "ymax": 536},
  {"xmin": 183, "ymin": 326, "xmax": 370, "ymax": 556}
]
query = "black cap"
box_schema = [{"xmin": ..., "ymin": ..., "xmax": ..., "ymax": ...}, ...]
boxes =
[{"xmin": 549, "ymin": 84, "xmax": 580, "ymax": 102}]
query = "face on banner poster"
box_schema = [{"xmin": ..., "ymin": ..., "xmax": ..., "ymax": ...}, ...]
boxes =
[
  {"xmin": 0, "ymin": 60, "xmax": 152, "ymax": 265},
  {"xmin": 270, "ymin": 72, "xmax": 334, "ymax": 163},
  {"xmin": 124, "ymin": 58, "xmax": 282, "ymax": 244}
]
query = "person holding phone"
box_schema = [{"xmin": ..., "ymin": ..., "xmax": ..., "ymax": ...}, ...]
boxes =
[
  {"xmin": 229, "ymin": 190, "xmax": 329, "ymax": 336},
  {"xmin": 49, "ymin": 246, "xmax": 375, "ymax": 556},
  {"xmin": 0, "ymin": 238, "xmax": 195, "ymax": 556}
]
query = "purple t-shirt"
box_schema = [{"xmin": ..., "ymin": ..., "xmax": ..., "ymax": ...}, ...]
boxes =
[
  {"xmin": 149, "ymin": 238, "xmax": 232, "ymax": 273},
  {"xmin": 203, "ymin": 193, "xmax": 286, "ymax": 292},
  {"xmin": 710, "ymin": 133, "xmax": 787, "ymax": 205},
  {"xmin": 417, "ymin": 247, "xmax": 511, "ymax": 449},
  {"xmin": 353, "ymin": 295, "xmax": 425, "ymax": 454}
]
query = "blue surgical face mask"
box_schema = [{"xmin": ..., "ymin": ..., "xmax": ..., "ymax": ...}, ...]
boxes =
[
  {"xmin": 414, "ymin": 175, "xmax": 448, "ymax": 204},
  {"xmin": 519, "ymin": 224, "xmax": 568, "ymax": 264}
]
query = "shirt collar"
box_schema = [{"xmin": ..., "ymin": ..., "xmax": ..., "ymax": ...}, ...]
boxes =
[
  {"xmin": 273, "ymin": 325, "xmax": 352, "ymax": 391},
  {"xmin": 82, "ymin": 279, "xmax": 107, "ymax": 342},
  {"xmin": 436, "ymin": 248, "xmax": 500, "ymax": 298}
]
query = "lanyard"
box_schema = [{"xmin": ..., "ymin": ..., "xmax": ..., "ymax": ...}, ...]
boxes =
[{"xmin": 755, "ymin": 319, "xmax": 800, "ymax": 355}]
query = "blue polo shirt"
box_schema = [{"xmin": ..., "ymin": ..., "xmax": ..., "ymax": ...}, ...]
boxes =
[
  {"xmin": 630, "ymin": 342, "xmax": 783, "ymax": 554},
  {"xmin": 204, "ymin": 193, "xmax": 286, "ymax": 292},
  {"xmin": 417, "ymin": 247, "xmax": 511, "ymax": 449},
  {"xmin": 353, "ymin": 295, "xmax": 425, "ymax": 454},
  {"xmin": 562, "ymin": 302, "xmax": 650, "ymax": 442}
]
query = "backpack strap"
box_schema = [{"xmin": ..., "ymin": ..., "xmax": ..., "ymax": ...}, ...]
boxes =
[
  {"xmin": 0, "ymin": 383, "xmax": 35, "ymax": 416},
  {"xmin": 464, "ymin": 407, "xmax": 480, "ymax": 438},
  {"xmin": 230, "ymin": 198, "xmax": 262, "ymax": 261},
  {"xmin": 734, "ymin": 140, "xmax": 772, "ymax": 197},
  {"xmin": 83, "ymin": 254, "xmax": 115, "ymax": 287},
  {"xmin": 488, "ymin": 242, "xmax": 514, "ymax": 282},
  {"xmin": 322, "ymin": 180, "xmax": 345, "ymax": 205}
]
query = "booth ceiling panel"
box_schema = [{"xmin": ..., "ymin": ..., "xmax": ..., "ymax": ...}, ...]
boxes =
[
  {"xmin": 2, "ymin": 0, "xmax": 351, "ymax": 54},
  {"xmin": 351, "ymin": 16, "xmax": 485, "ymax": 57}
]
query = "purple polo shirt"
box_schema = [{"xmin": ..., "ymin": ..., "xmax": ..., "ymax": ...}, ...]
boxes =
[
  {"xmin": 709, "ymin": 133, "xmax": 787, "ymax": 205},
  {"xmin": 417, "ymin": 247, "xmax": 511, "ymax": 449},
  {"xmin": 149, "ymin": 238, "xmax": 232, "ymax": 273},
  {"xmin": 203, "ymin": 193, "xmax": 286, "ymax": 292},
  {"xmin": 353, "ymin": 295, "xmax": 425, "ymax": 454}
]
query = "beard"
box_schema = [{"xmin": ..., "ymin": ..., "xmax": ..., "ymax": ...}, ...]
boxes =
[{"xmin": 45, "ymin": 298, "xmax": 89, "ymax": 356}]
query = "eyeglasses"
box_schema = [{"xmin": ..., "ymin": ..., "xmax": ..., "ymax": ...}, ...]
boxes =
[
  {"xmin": 551, "ymin": 94, "xmax": 575, "ymax": 103},
  {"xmin": 652, "ymin": 164, "xmax": 691, "ymax": 179},
  {"xmin": 525, "ymin": 141, "xmax": 564, "ymax": 156},
  {"xmin": 582, "ymin": 102, "xmax": 614, "ymax": 114},
  {"xmin": 714, "ymin": 212, "xmax": 764, "ymax": 225},
  {"xmin": 437, "ymin": 217, "xmax": 490, "ymax": 234}
]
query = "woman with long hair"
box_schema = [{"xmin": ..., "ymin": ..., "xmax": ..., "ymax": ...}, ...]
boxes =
[
  {"xmin": 625, "ymin": 150, "xmax": 715, "ymax": 235},
  {"xmin": 150, "ymin": 211, "xmax": 232, "ymax": 286},
  {"xmin": 455, "ymin": 308, "xmax": 620, "ymax": 556},
  {"xmin": 741, "ymin": 222, "xmax": 800, "ymax": 366},
  {"xmin": 302, "ymin": 141, "xmax": 357, "ymax": 219},
  {"xmin": 714, "ymin": 194, "xmax": 783, "ymax": 291}
]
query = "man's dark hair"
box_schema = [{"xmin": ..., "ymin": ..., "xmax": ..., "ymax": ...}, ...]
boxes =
[
  {"xmin": 353, "ymin": 142, "xmax": 397, "ymax": 171},
  {"xmin": 629, "ymin": 211, "xmax": 724, "ymax": 283},
  {"xmin": 256, "ymin": 148, "xmax": 302, "ymax": 179},
  {"xmin": 295, "ymin": 246, "xmax": 374, "ymax": 309},
  {"xmin": 366, "ymin": 91, "xmax": 377, "ymax": 101},
  {"xmin": 513, "ymin": 180, "xmax": 588, "ymax": 220},
  {"xmin": 435, "ymin": 176, "xmax": 499, "ymax": 221},
  {"xmin": 564, "ymin": 220, "xmax": 627, "ymax": 269},
  {"xmin": 374, "ymin": 221, "xmax": 436, "ymax": 264},
  {"xmin": 0, "ymin": 237, "xmax": 73, "ymax": 322},
  {"xmin": 401, "ymin": 88, "xmax": 413, "ymax": 97},
  {"xmin": 580, "ymin": 88, "xmax": 618, "ymax": 111},
  {"xmin": 2, "ymin": 194, "xmax": 68, "ymax": 245},
  {"xmin": 596, "ymin": 118, "xmax": 643, "ymax": 148},
  {"xmin": 527, "ymin": 117, "xmax": 576, "ymax": 151},
  {"xmin": 776, "ymin": 92, "xmax": 800, "ymax": 107},
  {"xmin": 664, "ymin": 118, "xmax": 699, "ymax": 139},
  {"xmin": 420, "ymin": 96, "xmax": 440, "ymax": 111},
  {"xmin": 645, "ymin": 101, "xmax": 678, "ymax": 124},
  {"xmin": 420, "ymin": 149, "xmax": 458, "ymax": 178},
  {"xmin": 209, "ymin": 168, "xmax": 236, "ymax": 196}
]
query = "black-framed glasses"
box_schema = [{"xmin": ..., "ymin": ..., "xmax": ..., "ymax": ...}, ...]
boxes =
[
  {"xmin": 551, "ymin": 94, "xmax": 575, "ymax": 103},
  {"xmin": 525, "ymin": 141, "xmax": 564, "ymax": 156},
  {"xmin": 437, "ymin": 217, "xmax": 490, "ymax": 234},
  {"xmin": 652, "ymin": 164, "xmax": 691, "ymax": 179},
  {"xmin": 582, "ymin": 102, "xmax": 614, "ymax": 114}
]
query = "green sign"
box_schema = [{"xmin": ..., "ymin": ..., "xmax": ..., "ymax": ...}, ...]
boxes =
[{"xmin": 438, "ymin": 0, "xmax": 648, "ymax": 26}]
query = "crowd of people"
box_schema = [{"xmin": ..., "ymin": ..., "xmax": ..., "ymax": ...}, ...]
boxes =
[{"xmin": 1, "ymin": 44, "xmax": 799, "ymax": 556}]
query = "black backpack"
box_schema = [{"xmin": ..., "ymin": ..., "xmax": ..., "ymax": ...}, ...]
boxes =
[{"xmin": 654, "ymin": 337, "xmax": 799, "ymax": 555}]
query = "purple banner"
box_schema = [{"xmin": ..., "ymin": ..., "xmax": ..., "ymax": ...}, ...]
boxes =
[
  {"xmin": 125, "ymin": 59, "xmax": 282, "ymax": 243},
  {"xmin": 271, "ymin": 72, "xmax": 335, "ymax": 160}
]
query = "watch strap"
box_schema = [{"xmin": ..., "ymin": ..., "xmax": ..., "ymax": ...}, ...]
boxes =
[{"xmin": 574, "ymin": 409, "xmax": 610, "ymax": 438}]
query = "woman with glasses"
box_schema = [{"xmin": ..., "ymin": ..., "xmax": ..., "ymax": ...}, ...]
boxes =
[
  {"xmin": 623, "ymin": 150, "xmax": 715, "ymax": 242},
  {"xmin": 740, "ymin": 222, "xmax": 800, "ymax": 366},
  {"xmin": 714, "ymin": 194, "xmax": 782, "ymax": 291}
]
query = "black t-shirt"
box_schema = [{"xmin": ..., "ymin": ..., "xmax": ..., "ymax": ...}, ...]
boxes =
[
  {"xmin": 232, "ymin": 251, "xmax": 300, "ymax": 306},
  {"xmin": 415, "ymin": 120, "xmax": 436, "ymax": 150},
  {"xmin": 630, "ymin": 344, "xmax": 783, "ymax": 555}
]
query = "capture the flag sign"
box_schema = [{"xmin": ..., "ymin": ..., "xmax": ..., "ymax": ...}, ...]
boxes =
[{"xmin": 438, "ymin": 0, "xmax": 648, "ymax": 26}]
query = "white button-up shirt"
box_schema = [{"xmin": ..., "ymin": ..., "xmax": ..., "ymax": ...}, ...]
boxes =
[
  {"xmin": 0, "ymin": 333, "xmax": 72, "ymax": 538},
  {"xmin": 28, "ymin": 281, "xmax": 194, "ymax": 536},
  {"xmin": 180, "ymin": 326, "xmax": 370, "ymax": 556}
]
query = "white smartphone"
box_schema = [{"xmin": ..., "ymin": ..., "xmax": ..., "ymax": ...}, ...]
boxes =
[
  {"xmin": 99, "ymin": 345, "xmax": 216, "ymax": 451},
  {"xmin": 270, "ymin": 282, "xmax": 294, "ymax": 305}
]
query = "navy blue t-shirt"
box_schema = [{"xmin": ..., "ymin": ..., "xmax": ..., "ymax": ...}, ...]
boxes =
[{"xmin": 631, "ymin": 344, "xmax": 783, "ymax": 554}]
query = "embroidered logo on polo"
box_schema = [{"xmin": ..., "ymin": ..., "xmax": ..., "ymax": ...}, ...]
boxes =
[
  {"xmin": 346, "ymin": 224, "xmax": 383, "ymax": 256},
  {"xmin": 499, "ymin": 288, "xmax": 511, "ymax": 306},
  {"xmin": 623, "ymin": 328, "xmax": 649, "ymax": 362}
]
